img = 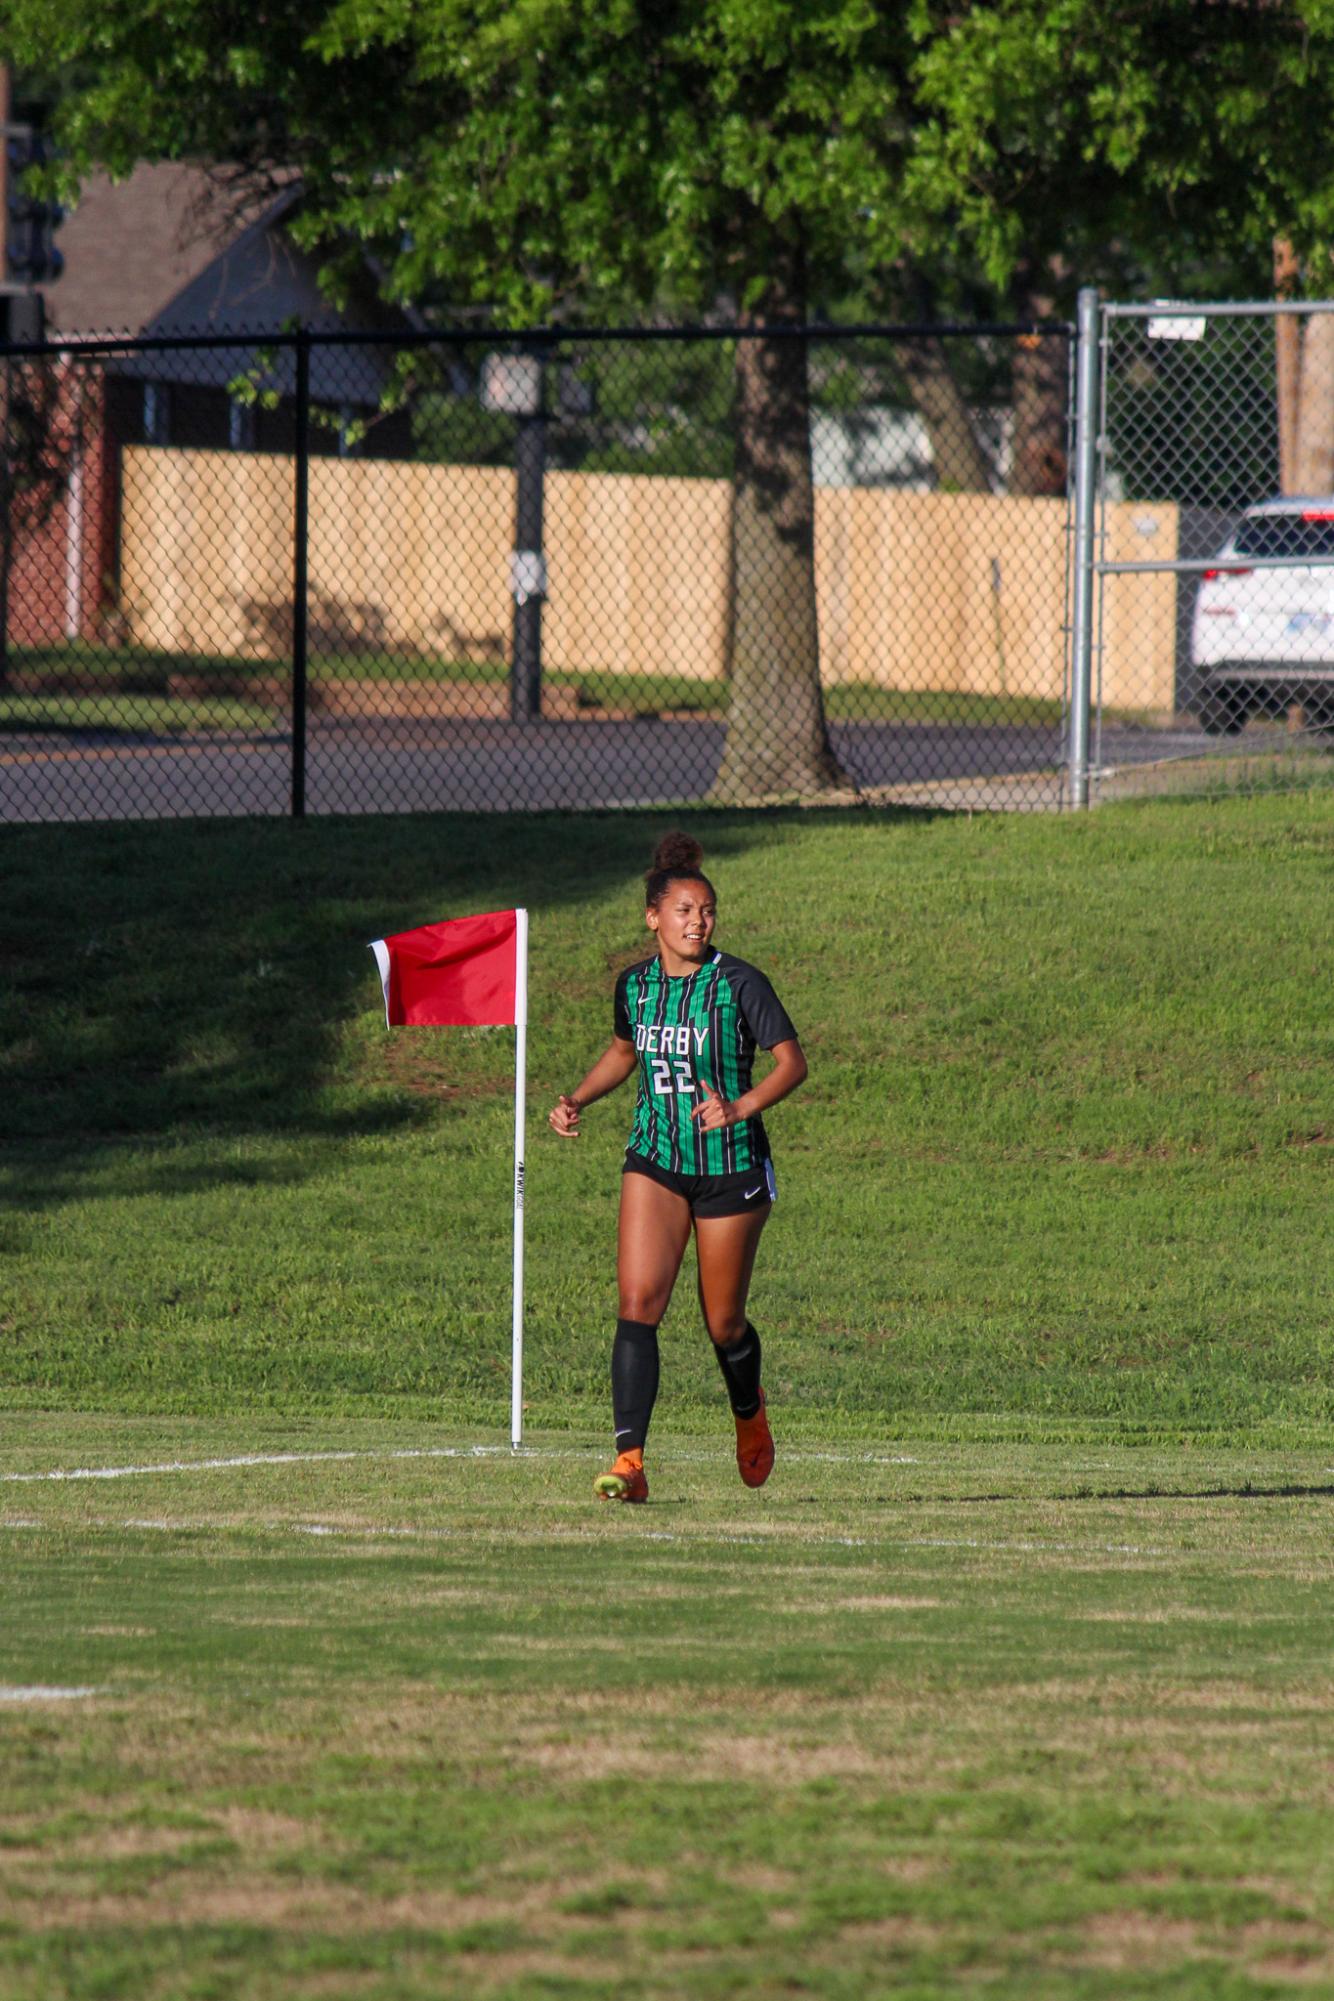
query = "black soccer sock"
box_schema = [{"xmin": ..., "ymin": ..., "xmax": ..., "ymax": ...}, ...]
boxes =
[
  {"xmin": 611, "ymin": 1318, "xmax": 660, "ymax": 1453},
  {"xmin": 713, "ymin": 1321, "xmax": 763, "ymax": 1420}
]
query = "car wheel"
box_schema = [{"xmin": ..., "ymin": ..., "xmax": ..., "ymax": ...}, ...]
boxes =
[{"xmin": 1201, "ymin": 684, "xmax": 1250, "ymax": 735}]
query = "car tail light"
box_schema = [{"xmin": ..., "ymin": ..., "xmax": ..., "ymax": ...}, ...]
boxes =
[
  {"xmin": 1301, "ymin": 509, "xmax": 1334, "ymax": 521},
  {"xmin": 1202, "ymin": 566, "xmax": 1252, "ymax": 580}
]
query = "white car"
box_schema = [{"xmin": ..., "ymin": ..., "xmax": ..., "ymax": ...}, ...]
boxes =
[{"xmin": 1190, "ymin": 498, "xmax": 1334, "ymax": 731}]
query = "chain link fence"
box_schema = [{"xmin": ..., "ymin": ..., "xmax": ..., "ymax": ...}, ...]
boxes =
[
  {"xmin": 1087, "ymin": 299, "xmax": 1334, "ymax": 802},
  {"xmin": 9, "ymin": 306, "xmax": 1332, "ymax": 822},
  {"xmin": 0, "ymin": 320, "xmax": 1089, "ymax": 821}
]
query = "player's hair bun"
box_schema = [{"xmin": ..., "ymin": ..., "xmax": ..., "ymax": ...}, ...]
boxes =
[
  {"xmin": 650, "ymin": 830, "xmax": 704, "ymax": 878},
  {"xmin": 644, "ymin": 829, "xmax": 715, "ymax": 909}
]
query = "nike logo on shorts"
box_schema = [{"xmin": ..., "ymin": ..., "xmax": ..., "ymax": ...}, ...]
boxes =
[{"xmin": 744, "ymin": 1183, "xmax": 765, "ymax": 1200}]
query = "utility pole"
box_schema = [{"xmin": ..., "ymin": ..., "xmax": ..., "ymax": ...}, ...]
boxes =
[
  {"xmin": 0, "ymin": 60, "xmax": 11, "ymax": 343},
  {"xmin": 0, "ymin": 63, "xmax": 9, "ymax": 271},
  {"xmin": 510, "ymin": 379, "xmax": 547, "ymax": 722},
  {"xmin": 481, "ymin": 349, "xmax": 548, "ymax": 721},
  {"xmin": 1, "ymin": 63, "xmax": 58, "ymax": 346}
]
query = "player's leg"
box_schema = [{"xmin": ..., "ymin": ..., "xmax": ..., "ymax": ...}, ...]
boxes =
[
  {"xmin": 694, "ymin": 1204, "xmax": 775, "ymax": 1488},
  {"xmin": 595, "ymin": 1170, "xmax": 693, "ymax": 1503}
]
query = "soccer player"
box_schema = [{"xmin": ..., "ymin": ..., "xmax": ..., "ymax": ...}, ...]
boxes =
[{"xmin": 548, "ymin": 831, "xmax": 807, "ymax": 1503}]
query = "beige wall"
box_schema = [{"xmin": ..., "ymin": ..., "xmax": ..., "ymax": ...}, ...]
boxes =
[{"xmin": 121, "ymin": 447, "xmax": 1178, "ymax": 708}]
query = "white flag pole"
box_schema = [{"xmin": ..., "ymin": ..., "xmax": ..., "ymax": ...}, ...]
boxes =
[{"xmin": 510, "ymin": 908, "xmax": 529, "ymax": 1450}]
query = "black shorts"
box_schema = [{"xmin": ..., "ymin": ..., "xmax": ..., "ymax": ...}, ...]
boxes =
[{"xmin": 622, "ymin": 1151, "xmax": 777, "ymax": 1219}]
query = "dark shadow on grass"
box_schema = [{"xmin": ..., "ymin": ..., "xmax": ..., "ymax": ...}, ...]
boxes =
[
  {"xmin": 1058, "ymin": 1481, "xmax": 1334, "ymax": 1503},
  {"xmin": 900, "ymin": 1483, "xmax": 1334, "ymax": 1505},
  {"xmin": 0, "ymin": 806, "xmax": 932, "ymax": 1208}
]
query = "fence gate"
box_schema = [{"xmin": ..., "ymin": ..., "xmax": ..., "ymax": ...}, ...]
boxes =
[{"xmin": 1070, "ymin": 292, "xmax": 1334, "ymax": 805}]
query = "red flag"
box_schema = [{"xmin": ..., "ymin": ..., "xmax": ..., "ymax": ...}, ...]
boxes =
[{"xmin": 370, "ymin": 909, "xmax": 520, "ymax": 1027}]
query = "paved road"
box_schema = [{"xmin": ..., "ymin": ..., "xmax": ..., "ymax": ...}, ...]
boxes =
[{"xmin": 0, "ymin": 714, "xmax": 1219, "ymax": 822}]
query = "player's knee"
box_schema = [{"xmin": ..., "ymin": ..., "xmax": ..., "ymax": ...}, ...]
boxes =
[
  {"xmin": 620, "ymin": 1286, "xmax": 670, "ymax": 1324},
  {"xmin": 705, "ymin": 1309, "xmax": 748, "ymax": 1348}
]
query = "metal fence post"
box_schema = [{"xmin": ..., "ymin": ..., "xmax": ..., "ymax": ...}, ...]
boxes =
[
  {"xmin": 508, "ymin": 349, "xmax": 547, "ymax": 723},
  {"xmin": 291, "ymin": 325, "xmax": 310, "ymax": 818},
  {"xmin": 1068, "ymin": 286, "xmax": 1100, "ymax": 809}
]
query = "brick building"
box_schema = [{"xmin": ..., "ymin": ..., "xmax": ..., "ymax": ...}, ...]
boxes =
[{"xmin": 6, "ymin": 163, "xmax": 421, "ymax": 651}]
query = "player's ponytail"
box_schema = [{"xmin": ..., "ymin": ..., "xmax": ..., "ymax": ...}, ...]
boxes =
[{"xmin": 645, "ymin": 830, "xmax": 715, "ymax": 908}]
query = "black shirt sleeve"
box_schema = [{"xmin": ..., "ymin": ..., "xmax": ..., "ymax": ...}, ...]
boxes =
[
  {"xmin": 728, "ymin": 959, "xmax": 798, "ymax": 1050},
  {"xmin": 613, "ymin": 967, "xmax": 633, "ymax": 1042}
]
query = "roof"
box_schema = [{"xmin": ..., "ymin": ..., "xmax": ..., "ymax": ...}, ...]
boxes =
[
  {"xmin": 44, "ymin": 162, "xmax": 293, "ymax": 337},
  {"xmin": 42, "ymin": 160, "xmax": 421, "ymax": 350}
]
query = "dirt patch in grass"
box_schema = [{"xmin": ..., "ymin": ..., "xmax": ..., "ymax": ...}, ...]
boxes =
[
  {"xmin": 522, "ymin": 1728, "xmax": 939, "ymax": 1786},
  {"xmin": 1, "ymin": 1869, "xmax": 697, "ymax": 1951},
  {"xmin": 223, "ymin": 1615, "xmax": 316, "ymax": 1628},
  {"xmin": 1240, "ymin": 1921, "xmax": 1334, "ymax": 1981},
  {"xmin": 881, "ymin": 1854, "xmax": 948, "ymax": 1883},
  {"xmin": 0, "ymin": 1805, "xmax": 324, "ymax": 1879},
  {"xmin": 1015, "ymin": 1677, "xmax": 1334, "ymax": 1714},
  {"xmin": 835, "ymin": 1915, "xmax": 953, "ymax": 1954},
  {"xmin": 1079, "ymin": 1911, "xmax": 1209, "ymax": 1970},
  {"xmin": 1248, "ymin": 1952, "xmax": 1334, "ymax": 1985},
  {"xmin": 1076, "ymin": 1912, "xmax": 1334, "ymax": 1981},
  {"xmin": 375, "ymin": 1038, "xmax": 511, "ymax": 1103},
  {"xmin": 2, "ymin": 1879, "xmax": 559, "ymax": 1937},
  {"xmin": 212, "ymin": 1806, "xmax": 316, "ymax": 1849},
  {"xmin": 1074, "ymin": 1607, "xmax": 1234, "ymax": 1624},
  {"xmin": 724, "ymin": 1865, "xmax": 802, "ymax": 1896},
  {"xmin": 832, "ymin": 1595, "xmax": 945, "ymax": 1611}
]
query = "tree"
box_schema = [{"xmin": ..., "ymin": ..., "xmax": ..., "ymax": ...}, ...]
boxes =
[
  {"xmin": 905, "ymin": 3, "xmax": 1334, "ymax": 281},
  {"xmin": 11, "ymin": 0, "xmax": 938, "ymax": 798},
  {"xmin": 17, "ymin": 0, "xmax": 1334, "ymax": 785},
  {"xmin": 903, "ymin": 2, "xmax": 1334, "ymax": 503},
  {"xmin": 1272, "ymin": 236, "xmax": 1334, "ymax": 497},
  {"xmin": 0, "ymin": 355, "xmax": 88, "ymax": 686}
]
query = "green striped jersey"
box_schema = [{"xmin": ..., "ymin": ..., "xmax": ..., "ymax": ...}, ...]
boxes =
[{"xmin": 613, "ymin": 951, "xmax": 797, "ymax": 1176}]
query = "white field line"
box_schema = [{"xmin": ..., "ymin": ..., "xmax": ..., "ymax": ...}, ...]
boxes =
[
  {"xmin": 0, "ymin": 1685, "xmax": 102, "ymax": 1702},
  {"xmin": 0, "ymin": 1446, "xmax": 919, "ymax": 1486},
  {"xmin": 0, "ymin": 1447, "xmax": 513, "ymax": 1484},
  {"xmin": 0, "ymin": 1514, "xmax": 1178, "ymax": 1557},
  {"xmin": 0, "ymin": 1514, "xmax": 861, "ymax": 1548}
]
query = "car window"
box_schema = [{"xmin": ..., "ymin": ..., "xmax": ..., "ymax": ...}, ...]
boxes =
[{"xmin": 1234, "ymin": 516, "xmax": 1334, "ymax": 558}]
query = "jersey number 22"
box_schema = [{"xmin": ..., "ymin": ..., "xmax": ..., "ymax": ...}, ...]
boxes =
[{"xmin": 650, "ymin": 1057, "xmax": 694, "ymax": 1096}]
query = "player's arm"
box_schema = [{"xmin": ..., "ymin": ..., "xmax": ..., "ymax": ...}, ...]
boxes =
[
  {"xmin": 548, "ymin": 1037, "xmax": 637, "ymax": 1138},
  {"xmin": 692, "ymin": 1037, "xmax": 807, "ymax": 1132}
]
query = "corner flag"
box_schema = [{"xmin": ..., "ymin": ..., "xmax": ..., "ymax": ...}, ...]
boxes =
[
  {"xmin": 370, "ymin": 909, "xmax": 529, "ymax": 1448},
  {"xmin": 370, "ymin": 909, "xmax": 520, "ymax": 1027}
]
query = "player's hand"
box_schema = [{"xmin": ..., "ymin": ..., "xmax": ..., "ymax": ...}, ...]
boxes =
[
  {"xmin": 690, "ymin": 1083, "xmax": 737, "ymax": 1131},
  {"xmin": 548, "ymin": 1093, "xmax": 582, "ymax": 1138}
]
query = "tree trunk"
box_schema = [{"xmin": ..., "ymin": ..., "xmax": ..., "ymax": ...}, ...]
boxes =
[
  {"xmin": 1010, "ymin": 332, "xmax": 1068, "ymax": 496},
  {"xmin": 898, "ymin": 336, "xmax": 993, "ymax": 492},
  {"xmin": 1009, "ymin": 259, "xmax": 1069, "ymax": 497},
  {"xmin": 713, "ymin": 293, "xmax": 850, "ymax": 802},
  {"xmin": 1295, "ymin": 310, "xmax": 1334, "ymax": 494},
  {"xmin": 1274, "ymin": 238, "xmax": 1301, "ymax": 496}
]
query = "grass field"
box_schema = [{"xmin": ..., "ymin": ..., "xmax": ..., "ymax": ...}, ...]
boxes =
[
  {"xmin": 3, "ymin": 1417, "xmax": 1333, "ymax": 1999},
  {"xmin": 4, "ymin": 795, "xmax": 1334, "ymax": 1994},
  {"xmin": 1, "ymin": 642, "xmax": 1066, "ymax": 727},
  {"xmin": 3, "ymin": 794, "xmax": 1334, "ymax": 1432}
]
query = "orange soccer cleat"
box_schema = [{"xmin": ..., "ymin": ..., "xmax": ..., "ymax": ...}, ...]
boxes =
[
  {"xmin": 594, "ymin": 1450, "xmax": 649, "ymax": 1504},
  {"xmin": 735, "ymin": 1390, "xmax": 774, "ymax": 1489}
]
